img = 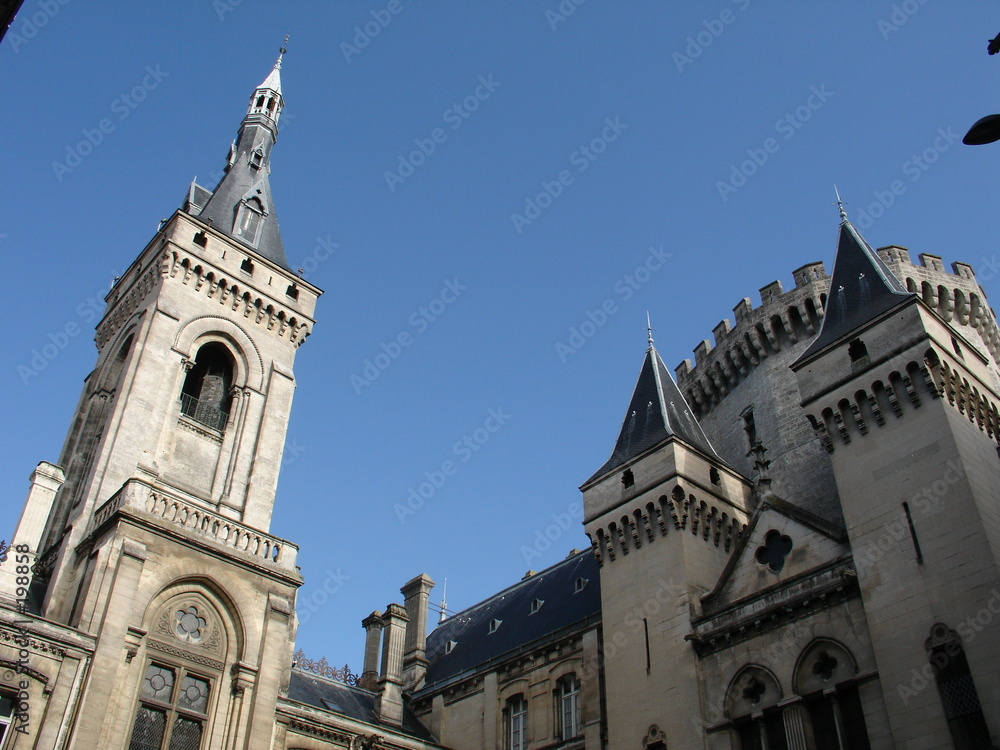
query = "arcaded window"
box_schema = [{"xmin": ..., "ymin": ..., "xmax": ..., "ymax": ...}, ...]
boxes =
[
  {"xmin": 558, "ymin": 674, "xmax": 582, "ymax": 739},
  {"xmin": 181, "ymin": 343, "xmax": 234, "ymax": 431},
  {"xmin": 127, "ymin": 661, "xmax": 212, "ymax": 750},
  {"xmin": 506, "ymin": 695, "xmax": 527, "ymax": 750}
]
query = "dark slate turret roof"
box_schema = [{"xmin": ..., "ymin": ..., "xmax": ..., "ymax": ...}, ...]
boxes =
[
  {"xmin": 796, "ymin": 216, "xmax": 913, "ymax": 363},
  {"xmin": 419, "ymin": 551, "xmax": 601, "ymax": 695},
  {"xmin": 584, "ymin": 344, "xmax": 717, "ymax": 486},
  {"xmin": 183, "ymin": 57, "xmax": 290, "ymax": 269},
  {"xmin": 287, "ymin": 670, "xmax": 436, "ymax": 742}
]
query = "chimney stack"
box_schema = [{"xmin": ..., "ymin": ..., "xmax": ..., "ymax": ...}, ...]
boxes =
[
  {"xmin": 359, "ymin": 610, "xmax": 382, "ymax": 690},
  {"xmin": 375, "ymin": 603, "xmax": 408, "ymax": 727},
  {"xmin": 401, "ymin": 573, "xmax": 435, "ymax": 690}
]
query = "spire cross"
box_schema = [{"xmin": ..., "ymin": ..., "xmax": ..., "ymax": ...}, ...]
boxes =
[
  {"xmin": 645, "ymin": 312, "xmax": 655, "ymax": 348},
  {"xmin": 833, "ymin": 184, "xmax": 848, "ymax": 222}
]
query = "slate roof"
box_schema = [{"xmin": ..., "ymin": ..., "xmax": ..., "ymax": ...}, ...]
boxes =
[
  {"xmin": 796, "ymin": 216, "xmax": 913, "ymax": 364},
  {"xmin": 584, "ymin": 344, "xmax": 718, "ymax": 486},
  {"xmin": 287, "ymin": 669, "xmax": 436, "ymax": 742},
  {"xmin": 183, "ymin": 61, "xmax": 290, "ymax": 270},
  {"xmin": 419, "ymin": 550, "xmax": 601, "ymax": 695}
]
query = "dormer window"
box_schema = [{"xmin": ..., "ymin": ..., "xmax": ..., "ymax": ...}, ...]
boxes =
[
  {"xmin": 575, "ymin": 577, "xmax": 588, "ymax": 593},
  {"xmin": 445, "ymin": 640, "xmax": 457, "ymax": 654},
  {"xmin": 488, "ymin": 618, "xmax": 502, "ymax": 634},
  {"xmin": 530, "ymin": 598, "xmax": 544, "ymax": 615},
  {"xmin": 249, "ymin": 148, "xmax": 264, "ymax": 170},
  {"xmin": 235, "ymin": 198, "xmax": 264, "ymax": 245}
]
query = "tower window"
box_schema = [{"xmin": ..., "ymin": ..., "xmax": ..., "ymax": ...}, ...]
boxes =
[
  {"xmin": 710, "ymin": 467, "xmax": 721, "ymax": 485},
  {"xmin": 180, "ymin": 343, "xmax": 234, "ymax": 432},
  {"xmin": 622, "ymin": 469, "xmax": 634, "ymax": 489},
  {"xmin": 240, "ymin": 258, "xmax": 254, "ymax": 275},
  {"xmin": 848, "ymin": 338, "xmax": 869, "ymax": 363},
  {"xmin": 249, "ymin": 148, "xmax": 263, "ymax": 170},
  {"xmin": 286, "ymin": 284, "xmax": 299, "ymax": 300},
  {"xmin": 235, "ymin": 198, "xmax": 264, "ymax": 245},
  {"xmin": 742, "ymin": 408, "xmax": 757, "ymax": 449},
  {"xmin": 951, "ymin": 337, "xmax": 964, "ymax": 359},
  {"xmin": 927, "ymin": 624, "xmax": 992, "ymax": 748},
  {"xmin": 127, "ymin": 662, "xmax": 212, "ymax": 750}
]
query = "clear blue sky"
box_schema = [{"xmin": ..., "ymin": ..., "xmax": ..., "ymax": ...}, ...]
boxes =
[{"xmin": 3, "ymin": 2, "xmax": 1000, "ymax": 668}]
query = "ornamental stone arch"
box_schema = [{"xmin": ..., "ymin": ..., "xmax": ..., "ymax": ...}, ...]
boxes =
[
  {"xmin": 172, "ymin": 316, "xmax": 264, "ymax": 392},
  {"xmin": 724, "ymin": 663, "xmax": 783, "ymax": 719},
  {"xmin": 793, "ymin": 637, "xmax": 859, "ymax": 696}
]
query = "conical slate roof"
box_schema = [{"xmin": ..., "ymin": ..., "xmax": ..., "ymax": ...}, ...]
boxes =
[
  {"xmin": 585, "ymin": 343, "xmax": 717, "ymax": 485},
  {"xmin": 796, "ymin": 215, "xmax": 912, "ymax": 363}
]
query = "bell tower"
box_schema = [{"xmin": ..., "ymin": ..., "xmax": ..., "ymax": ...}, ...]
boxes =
[{"xmin": 4, "ymin": 49, "xmax": 322, "ymax": 750}]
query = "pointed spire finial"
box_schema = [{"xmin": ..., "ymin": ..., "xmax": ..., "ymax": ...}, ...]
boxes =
[
  {"xmin": 834, "ymin": 184, "xmax": 848, "ymax": 222},
  {"xmin": 275, "ymin": 34, "xmax": 289, "ymax": 70},
  {"xmin": 645, "ymin": 311, "xmax": 655, "ymax": 349}
]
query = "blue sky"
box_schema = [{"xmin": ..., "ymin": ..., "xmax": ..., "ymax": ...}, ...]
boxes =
[{"xmin": 3, "ymin": 2, "xmax": 1000, "ymax": 668}]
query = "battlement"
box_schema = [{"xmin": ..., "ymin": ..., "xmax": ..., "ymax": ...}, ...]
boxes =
[{"xmin": 676, "ymin": 247, "xmax": 1000, "ymax": 420}]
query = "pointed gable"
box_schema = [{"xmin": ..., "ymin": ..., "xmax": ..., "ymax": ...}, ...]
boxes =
[
  {"xmin": 796, "ymin": 217, "xmax": 912, "ymax": 363},
  {"xmin": 585, "ymin": 345, "xmax": 717, "ymax": 485}
]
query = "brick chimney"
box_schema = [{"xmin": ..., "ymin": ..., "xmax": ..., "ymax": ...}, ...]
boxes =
[
  {"xmin": 375, "ymin": 603, "xmax": 408, "ymax": 726},
  {"xmin": 359, "ymin": 609, "xmax": 382, "ymax": 690},
  {"xmin": 401, "ymin": 574, "xmax": 434, "ymax": 690}
]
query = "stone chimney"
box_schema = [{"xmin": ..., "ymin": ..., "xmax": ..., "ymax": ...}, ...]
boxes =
[
  {"xmin": 401, "ymin": 574, "xmax": 434, "ymax": 690},
  {"xmin": 359, "ymin": 610, "xmax": 382, "ymax": 690},
  {"xmin": 375, "ymin": 603, "xmax": 408, "ymax": 727}
]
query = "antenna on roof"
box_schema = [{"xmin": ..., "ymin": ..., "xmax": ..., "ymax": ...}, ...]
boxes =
[
  {"xmin": 834, "ymin": 184, "xmax": 848, "ymax": 222},
  {"xmin": 438, "ymin": 578, "xmax": 448, "ymax": 623}
]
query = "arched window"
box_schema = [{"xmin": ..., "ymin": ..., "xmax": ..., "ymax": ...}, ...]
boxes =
[
  {"xmin": 794, "ymin": 640, "xmax": 871, "ymax": 750},
  {"xmin": 234, "ymin": 197, "xmax": 264, "ymax": 245},
  {"xmin": 128, "ymin": 662, "xmax": 212, "ymax": 749},
  {"xmin": 505, "ymin": 695, "xmax": 527, "ymax": 750},
  {"xmin": 181, "ymin": 343, "xmax": 234, "ymax": 431},
  {"xmin": 926, "ymin": 624, "xmax": 991, "ymax": 749},
  {"xmin": 725, "ymin": 666, "xmax": 785, "ymax": 750},
  {"xmin": 556, "ymin": 674, "xmax": 581, "ymax": 740}
]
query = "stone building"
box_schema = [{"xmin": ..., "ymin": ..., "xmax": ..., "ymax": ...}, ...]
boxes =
[{"xmin": 2, "ymin": 53, "xmax": 1000, "ymax": 750}]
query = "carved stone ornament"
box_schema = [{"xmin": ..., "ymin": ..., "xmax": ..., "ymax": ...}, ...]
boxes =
[
  {"xmin": 642, "ymin": 724, "xmax": 665, "ymax": 746},
  {"xmin": 155, "ymin": 598, "xmax": 222, "ymax": 655}
]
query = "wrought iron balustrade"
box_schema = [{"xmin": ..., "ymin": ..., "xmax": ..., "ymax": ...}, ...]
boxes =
[{"xmin": 179, "ymin": 392, "xmax": 229, "ymax": 431}]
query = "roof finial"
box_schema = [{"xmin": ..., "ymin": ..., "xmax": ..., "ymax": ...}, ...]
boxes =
[
  {"xmin": 275, "ymin": 34, "xmax": 289, "ymax": 70},
  {"xmin": 834, "ymin": 184, "xmax": 848, "ymax": 222},
  {"xmin": 646, "ymin": 311, "xmax": 655, "ymax": 349}
]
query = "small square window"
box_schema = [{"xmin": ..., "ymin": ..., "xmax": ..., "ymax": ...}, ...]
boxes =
[
  {"xmin": 622, "ymin": 469, "xmax": 634, "ymax": 489},
  {"xmin": 286, "ymin": 284, "xmax": 299, "ymax": 300},
  {"xmin": 240, "ymin": 258, "xmax": 254, "ymax": 275}
]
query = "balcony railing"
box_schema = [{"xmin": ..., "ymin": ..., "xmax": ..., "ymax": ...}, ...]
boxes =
[{"xmin": 180, "ymin": 392, "xmax": 229, "ymax": 431}]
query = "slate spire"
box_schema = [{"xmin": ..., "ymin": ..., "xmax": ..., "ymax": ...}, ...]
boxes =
[
  {"xmin": 796, "ymin": 198, "xmax": 912, "ymax": 363},
  {"xmin": 585, "ymin": 334, "xmax": 718, "ymax": 485},
  {"xmin": 190, "ymin": 47, "xmax": 289, "ymax": 268}
]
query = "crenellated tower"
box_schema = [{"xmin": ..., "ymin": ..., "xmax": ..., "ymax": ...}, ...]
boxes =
[
  {"xmin": 1, "ymin": 50, "xmax": 322, "ymax": 750},
  {"xmin": 791, "ymin": 211, "xmax": 1000, "ymax": 748}
]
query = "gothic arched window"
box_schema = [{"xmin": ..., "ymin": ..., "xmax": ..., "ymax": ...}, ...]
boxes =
[
  {"xmin": 926, "ymin": 624, "xmax": 991, "ymax": 749},
  {"xmin": 180, "ymin": 343, "xmax": 234, "ymax": 431}
]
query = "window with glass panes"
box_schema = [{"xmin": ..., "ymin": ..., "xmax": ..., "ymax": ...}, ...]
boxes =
[
  {"xmin": 128, "ymin": 662, "xmax": 212, "ymax": 750},
  {"xmin": 560, "ymin": 675, "xmax": 581, "ymax": 739},
  {"xmin": 508, "ymin": 695, "xmax": 527, "ymax": 750},
  {"xmin": 0, "ymin": 691, "xmax": 15, "ymax": 746}
]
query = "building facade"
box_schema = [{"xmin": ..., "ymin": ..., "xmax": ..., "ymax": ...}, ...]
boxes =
[{"xmin": 2, "ymin": 55, "xmax": 1000, "ymax": 750}]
